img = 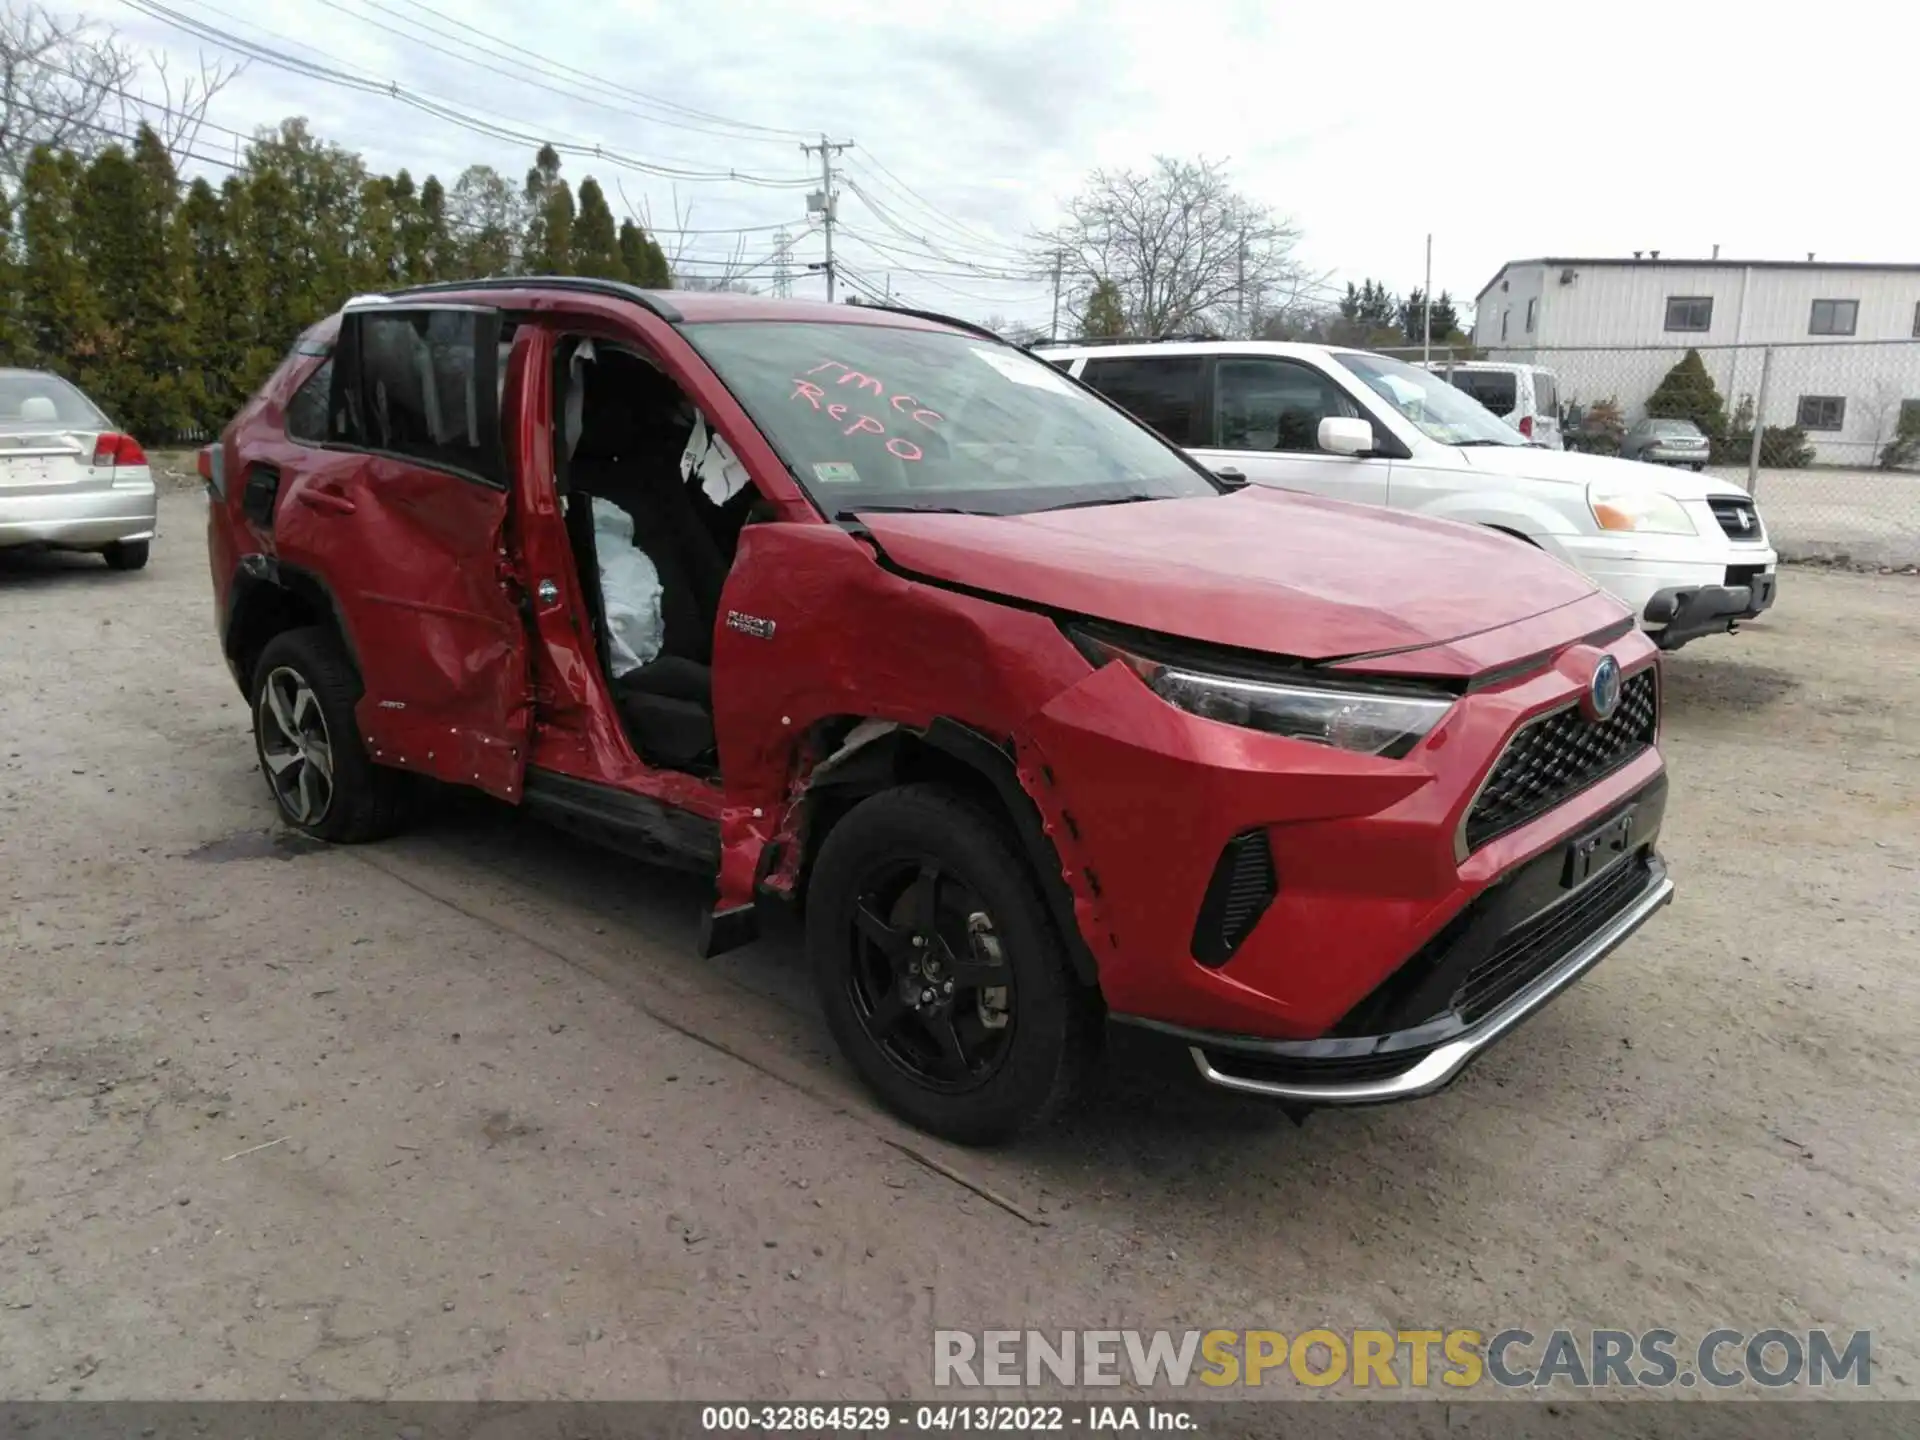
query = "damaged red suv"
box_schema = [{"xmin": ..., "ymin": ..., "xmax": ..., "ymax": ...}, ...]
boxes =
[{"xmin": 204, "ymin": 279, "xmax": 1673, "ymax": 1144}]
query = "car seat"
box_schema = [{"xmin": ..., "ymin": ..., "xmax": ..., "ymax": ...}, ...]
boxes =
[{"xmin": 560, "ymin": 343, "xmax": 726, "ymax": 770}]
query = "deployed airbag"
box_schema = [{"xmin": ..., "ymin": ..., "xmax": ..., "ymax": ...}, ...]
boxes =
[
  {"xmin": 591, "ymin": 497, "xmax": 664, "ymax": 677},
  {"xmin": 680, "ymin": 410, "xmax": 752, "ymax": 505}
]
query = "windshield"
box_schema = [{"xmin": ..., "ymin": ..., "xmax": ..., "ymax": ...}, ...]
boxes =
[
  {"xmin": 680, "ymin": 322, "xmax": 1220, "ymax": 516},
  {"xmin": 1336, "ymin": 353, "xmax": 1526, "ymax": 447},
  {"xmin": 0, "ymin": 371, "xmax": 109, "ymax": 433}
]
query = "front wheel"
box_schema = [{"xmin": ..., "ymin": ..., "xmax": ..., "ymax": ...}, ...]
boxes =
[
  {"xmin": 806, "ymin": 784, "xmax": 1096, "ymax": 1146},
  {"xmin": 250, "ymin": 627, "xmax": 406, "ymax": 843}
]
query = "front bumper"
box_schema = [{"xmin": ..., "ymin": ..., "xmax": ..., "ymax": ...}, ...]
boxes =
[
  {"xmin": 0, "ymin": 476, "xmax": 158, "ymax": 550},
  {"xmin": 1644, "ymin": 570, "xmax": 1778, "ymax": 650},
  {"xmin": 1117, "ymin": 848, "xmax": 1671, "ymax": 1105}
]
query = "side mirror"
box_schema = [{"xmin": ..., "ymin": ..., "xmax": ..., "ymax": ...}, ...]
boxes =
[{"xmin": 1318, "ymin": 416, "xmax": 1374, "ymax": 457}]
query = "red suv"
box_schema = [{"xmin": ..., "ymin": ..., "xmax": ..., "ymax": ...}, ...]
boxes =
[{"xmin": 204, "ymin": 279, "xmax": 1673, "ymax": 1144}]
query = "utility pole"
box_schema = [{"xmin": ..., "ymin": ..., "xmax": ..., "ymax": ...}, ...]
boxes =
[
  {"xmin": 1422, "ymin": 233, "xmax": 1433, "ymax": 366},
  {"xmin": 801, "ymin": 135, "xmax": 853, "ymax": 302},
  {"xmin": 1236, "ymin": 228, "xmax": 1247, "ymax": 338},
  {"xmin": 1049, "ymin": 249, "xmax": 1064, "ymax": 341}
]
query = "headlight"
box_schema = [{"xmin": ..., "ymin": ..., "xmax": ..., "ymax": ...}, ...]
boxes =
[
  {"xmin": 1588, "ymin": 485, "xmax": 1697, "ymax": 535},
  {"xmin": 1069, "ymin": 626, "xmax": 1454, "ymax": 758}
]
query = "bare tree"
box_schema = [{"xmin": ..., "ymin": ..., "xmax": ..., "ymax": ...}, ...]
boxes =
[
  {"xmin": 0, "ymin": 1, "xmax": 137, "ymax": 188},
  {"xmin": 1036, "ymin": 156, "xmax": 1306, "ymax": 339},
  {"xmin": 620, "ymin": 179, "xmax": 762, "ymax": 292},
  {"xmin": 147, "ymin": 50, "xmax": 244, "ymax": 169}
]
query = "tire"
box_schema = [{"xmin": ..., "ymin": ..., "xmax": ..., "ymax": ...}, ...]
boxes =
[
  {"xmin": 250, "ymin": 627, "xmax": 406, "ymax": 843},
  {"xmin": 1691, "ymin": 463, "xmax": 1706, "ymax": 472},
  {"xmin": 806, "ymin": 783, "xmax": 1097, "ymax": 1146},
  {"xmin": 103, "ymin": 540, "xmax": 149, "ymax": 571}
]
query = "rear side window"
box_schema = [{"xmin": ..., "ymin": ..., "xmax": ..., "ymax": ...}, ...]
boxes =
[
  {"xmin": 286, "ymin": 359, "xmax": 332, "ymax": 445},
  {"xmin": 1079, "ymin": 355, "xmax": 1205, "ymax": 446},
  {"xmin": 335, "ymin": 308, "xmax": 503, "ymax": 483},
  {"xmin": 1450, "ymin": 370, "xmax": 1518, "ymax": 415},
  {"xmin": 1533, "ymin": 372, "xmax": 1557, "ymax": 415}
]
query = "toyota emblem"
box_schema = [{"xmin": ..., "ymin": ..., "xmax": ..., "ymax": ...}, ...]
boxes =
[{"xmin": 1586, "ymin": 655, "xmax": 1623, "ymax": 722}]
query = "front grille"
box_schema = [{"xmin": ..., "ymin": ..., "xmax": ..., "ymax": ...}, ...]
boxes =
[
  {"xmin": 1708, "ymin": 496, "xmax": 1765, "ymax": 542},
  {"xmin": 1464, "ymin": 669, "xmax": 1657, "ymax": 851},
  {"xmin": 1456, "ymin": 853, "xmax": 1652, "ymax": 1023},
  {"xmin": 1190, "ymin": 830, "xmax": 1278, "ymax": 967}
]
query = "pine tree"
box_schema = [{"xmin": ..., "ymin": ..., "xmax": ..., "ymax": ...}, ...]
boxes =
[
  {"xmin": 1082, "ymin": 277, "xmax": 1126, "ymax": 338},
  {"xmin": 1646, "ymin": 349, "xmax": 1728, "ymax": 438},
  {"xmin": 0, "ymin": 182, "xmax": 22, "ymax": 364},
  {"xmin": 447, "ymin": 164, "xmax": 519, "ymax": 277},
  {"xmin": 573, "ymin": 177, "xmax": 620, "ymax": 278},
  {"xmin": 177, "ymin": 176, "xmax": 252, "ymax": 424},
  {"xmin": 71, "ymin": 126, "xmax": 192, "ymax": 440},
  {"xmin": 17, "ymin": 145, "xmax": 101, "ymax": 374},
  {"xmin": 521, "ymin": 144, "xmax": 572, "ymax": 273},
  {"xmin": 416, "ymin": 175, "xmax": 448, "ymax": 282}
]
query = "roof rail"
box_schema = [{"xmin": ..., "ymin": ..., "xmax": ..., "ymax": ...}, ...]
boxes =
[
  {"xmin": 385, "ymin": 274, "xmax": 683, "ymax": 324},
  {"xmin": 1033, "ymin": 331, "xmax": 1223, "ymax": 348}
]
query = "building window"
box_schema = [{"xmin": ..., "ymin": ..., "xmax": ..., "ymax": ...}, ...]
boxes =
[
  {"xmin": 1500, "ymin": 308, "xmax": 1509, "ymax": 341},
  {"xmin": 1900, "ymin": 398, "xmax": 1920, "ymax": 431},
  {"xmin": 1912, "ymin": 301, "xmax": 1919, "ymax": 338},
  {"xmin": 1797, "ymin": 395, "xmax": 1846, "ymax": 431},
  {"xmin": 1525, "ymin": 298, "xmax": 1537, "ymax": 333},
  {"xmin": 1664, "ymin": 296, "xmax": 1713, "ymax": 332},
  {"xmin": 1809, "ymin": 299, "xmax": 1858, "ymax": 336}
]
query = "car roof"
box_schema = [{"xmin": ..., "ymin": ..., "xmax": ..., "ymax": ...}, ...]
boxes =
[
  {"xmin": 1034, "ymin": 338, "xmax": 1370, "ymax": 364},
  {"xmin": 375, "ymin": 277, "xmax": 973, "ymax": 334}
]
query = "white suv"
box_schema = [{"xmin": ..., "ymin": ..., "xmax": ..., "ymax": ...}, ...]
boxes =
[{"xmin": 1040, "ymin": 340, "xmax": 1776, "ymax": 651}]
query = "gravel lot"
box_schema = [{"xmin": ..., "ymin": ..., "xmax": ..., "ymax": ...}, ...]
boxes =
[
  {"xmin": 2, "ymin": 489, "xmax": 1916, "ymax": 1403},
  {"xmin": 1706, "ymin": 463, "xmax": 1920, "ymax": 567}
]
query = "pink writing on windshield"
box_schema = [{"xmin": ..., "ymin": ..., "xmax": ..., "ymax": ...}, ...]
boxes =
[{"xmin": 789, "ymin": 364, "xmax": 942, "ymax": 461}]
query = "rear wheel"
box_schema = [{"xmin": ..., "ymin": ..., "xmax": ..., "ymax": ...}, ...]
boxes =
[
  {"xmin": 102, "ymin": 540, "xmax": 149, "ymax": 571},
  {"xmin": 250, "ymin": 627, "xmax": 406, "ymax": 843},
  {"xmin": 806, "ymin": 784, "xmax": 1096, "ymax": 1146}
]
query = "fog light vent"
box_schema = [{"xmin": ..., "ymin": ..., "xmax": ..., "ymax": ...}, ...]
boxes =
[{"xmin": 1191, "ymin": 830, "xmax": 1277, "ymax": 967}]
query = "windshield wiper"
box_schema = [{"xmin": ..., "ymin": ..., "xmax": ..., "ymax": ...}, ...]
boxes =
[
  {"xmin": 833, "ymin": 505, "xmax": 971, "ymax": 519},
  {"xmin": 1452, "ymin": 439, "xmax": 1520, "ymax": 448},
  {"xmin": 1033, "ymin": 494, "xmax": 1170, "ymax": 513}
]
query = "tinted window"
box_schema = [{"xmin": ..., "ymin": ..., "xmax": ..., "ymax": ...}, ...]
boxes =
[
  {"xmin": 1665, "ymin": 296, "xmax": 1713, "ymax": 332},
  {"xmin": 1533, "ymin": 372, "xmax": 1558, "ymax": 415},
  {"xmin": 680, "ymin": 323, "xmax": 1217, "ymax": 518},
  {"xmin": 1213, "ymin": 358, "xmax": 1358, "ymax": 453},
  {"xmin": 1797, "ymin": 395, "xmax": 1846, "ymax": 430},
  {"xmin": 286, "ymin": 359, "xmax": 332, "ymax": 445},
  {"xmin": 1078, "ymin": 355, "xmax": 1205, "ymax": 446},
  {"xmin": 347, "ymin": 309, "xmax": 499, "ymax": 478},
  {"xmin": 1809, "ymin": 299, "xmax": 1858, "ymax": 336},
  {"xmin": 0, "ymin": 370, "xmax": 109, "ymax": 431},
  {"xmin": 1449, "ymin": 370, "xmax": 1518, "ymax": 415}
]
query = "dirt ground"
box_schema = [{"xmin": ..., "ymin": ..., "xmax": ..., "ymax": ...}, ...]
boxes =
[{"xmin": 2, "ymin": 488, "xmax": 1916, "ymax": 1403}]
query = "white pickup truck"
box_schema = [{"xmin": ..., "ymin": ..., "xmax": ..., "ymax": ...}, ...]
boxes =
[{"xmin": 1039, "ymin": 339, "xmax": 1777, "ymax": 651}]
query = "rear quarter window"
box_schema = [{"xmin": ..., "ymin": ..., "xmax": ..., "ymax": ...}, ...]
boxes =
[
  {"xmin": 1533, "ymin": 373, "xmax": 1558, "ymax": 414},
  {"xmin": 1450, "ymin": 370, "xmax": 1518, "ymax": 415},
  {"xmin": 1078, "ymin": 355, "xmax": 1205, "ymax": 445}
]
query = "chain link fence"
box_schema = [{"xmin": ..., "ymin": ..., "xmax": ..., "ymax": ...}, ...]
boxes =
[{"xmin": 1378, "ymin": 340, "xmax": 1920, "ymax": 566}]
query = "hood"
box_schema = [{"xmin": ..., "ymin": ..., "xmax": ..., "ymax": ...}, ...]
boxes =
[
  {"xmin": 1457, "ymin": 443, "xmax": 1752, "ymax": 500},
  {"xmin": 857, "ymin": 487, "xmax": 1601, "ymax": 662}
]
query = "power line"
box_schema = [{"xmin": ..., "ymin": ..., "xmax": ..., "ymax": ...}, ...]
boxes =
[
  {"xmin": 380, "ymin": 0, "xmax": 814, "ymax": 141},
  {"xmin": 843, "ymin": 155, "xmax": 1030, "ymax": 259},
  {"xmin": 119, "ymin": 0, "xmax": 819, "ymax": 188},
  {"xmin": 312, "ymin": 0, "xmax": 804, "ymax": 150}
]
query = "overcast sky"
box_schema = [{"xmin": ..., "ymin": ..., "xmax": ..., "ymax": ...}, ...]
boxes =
[{"xmin": 94, "ymin": 0, "xmax": 1916, "ymax": 329}]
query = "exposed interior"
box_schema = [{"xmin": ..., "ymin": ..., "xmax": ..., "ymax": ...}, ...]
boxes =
[{"xmin": 554, "ymin": 336, "xmax": 766, "ymax": 775}]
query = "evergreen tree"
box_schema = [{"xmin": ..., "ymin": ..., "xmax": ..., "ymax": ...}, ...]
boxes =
[
  {"xmin": 573, "ymin": 177, "xmax": 620, "ymax": 278},
  {"xmin": 0, "ymin": 183, "xmax": 21, "ymax": 364},
  {"xmin": 521, "ymin": 144, "xmax": 572, "ymax": 273},
  {"xmin": 244, "ymin": 119, "xmax": 366, "ymax": 336},
  {"xmin": 1646, "ymin": 349, "xmax": 1728, "ymax": 438},
  {"xmin": 176, "ymin": 175, "xmax": 251, "ymax": 424},
  {"xmin": 17, "ymin": 144, "xmax": 103, "ymax": 383},
  {"xmin": 1082, "ymin": 277, "xmax": 1126, "ymax": 338},
  {"xmin": 416, "ymin": 175, "xmax": 449, "ymax": 282}
]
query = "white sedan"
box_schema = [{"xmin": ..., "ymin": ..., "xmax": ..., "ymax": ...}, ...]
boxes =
[{"xmin": 0, "ymin": 369, "xmax": 157, "ymax": 570}]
